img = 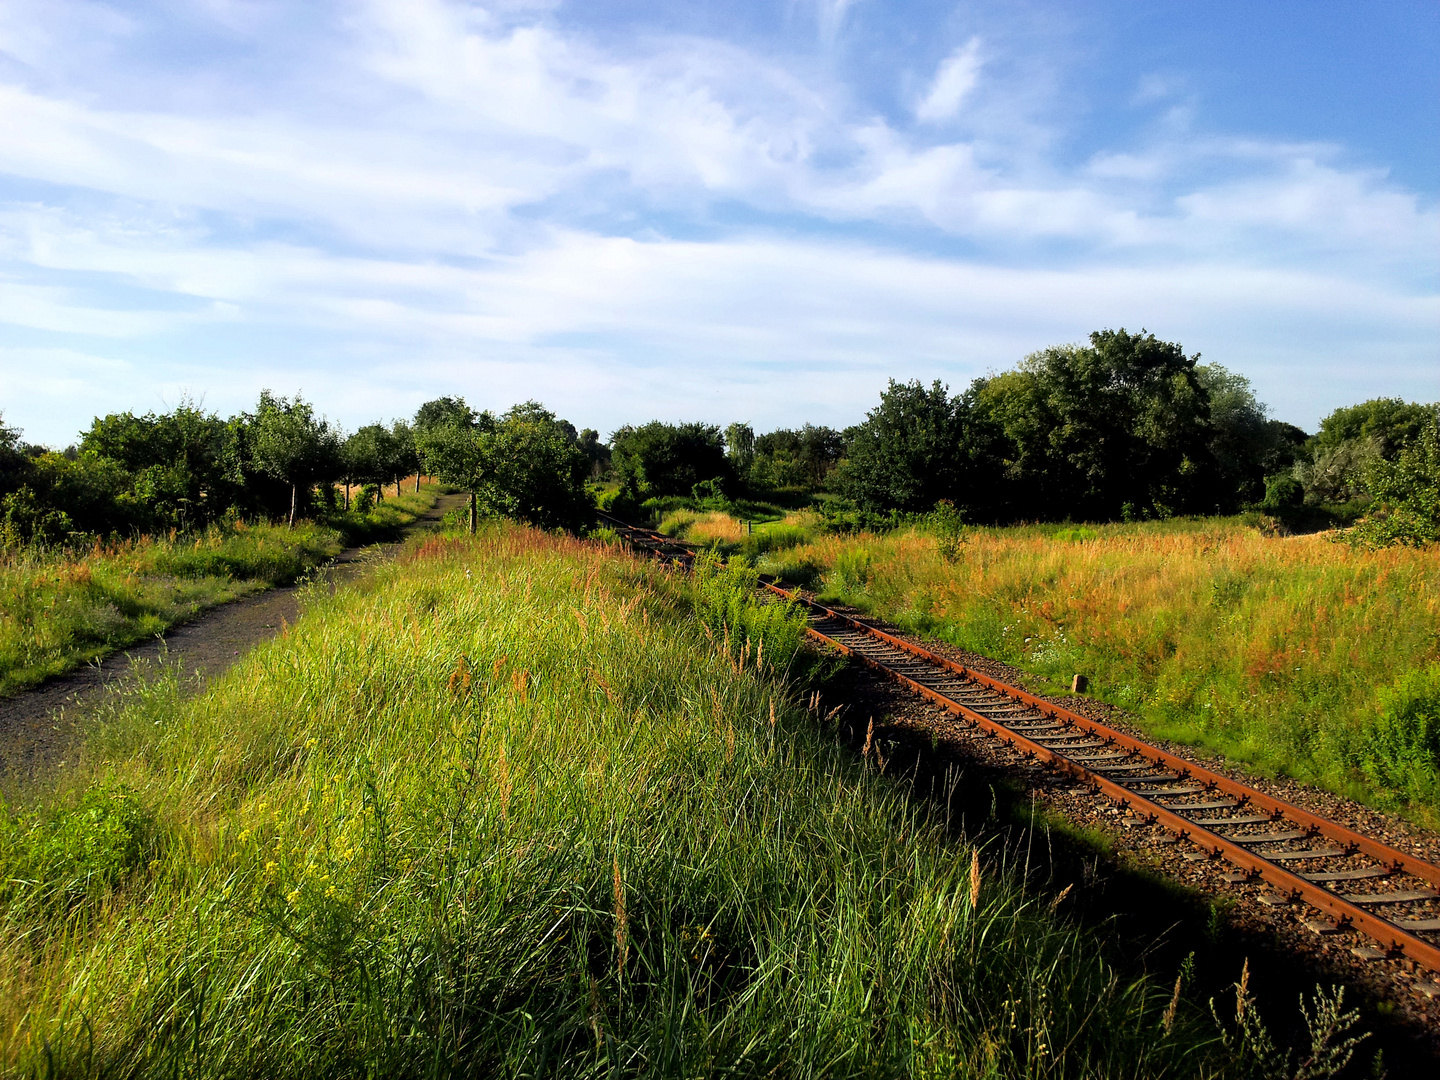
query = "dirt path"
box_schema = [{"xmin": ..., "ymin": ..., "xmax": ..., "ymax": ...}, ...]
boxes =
[{"xmin": 0, "ymin": 493, "xmax": 466, "ymax": 789}]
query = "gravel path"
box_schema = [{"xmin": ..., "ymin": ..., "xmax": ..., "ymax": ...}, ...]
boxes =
[{"xmin": 0, "ymin": 494, "xmax": 465, "ymax": 790}]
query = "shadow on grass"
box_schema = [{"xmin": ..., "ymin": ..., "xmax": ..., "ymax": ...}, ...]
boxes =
[{"xmin": 804, "ymin": 664, "xmax": 1437, "ymax": 1076}]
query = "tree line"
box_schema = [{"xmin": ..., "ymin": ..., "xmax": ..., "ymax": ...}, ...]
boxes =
[
  {"xmin": 0, "ymin": 391, "xmax": 613, "ymax": 547},
  {"xmin": 601, "ymin": 330, "xmax": 1435, "ymax": 536},
  {"xmin": 4, "ymin": 326, "xmax": 1436, "ymax": 548}
]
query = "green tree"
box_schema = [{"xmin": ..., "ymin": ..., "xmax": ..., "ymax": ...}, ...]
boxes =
[
  {"xmin": 341, "ymin": 424, "xmax": 397, "ymax": 508},
  {"xmin": 577, "ymin": 428, "xmax": 611, "ymax": 481},
  {"xmin": 250, "ymin": 392, "xmax": 341, "ymax": 527},
  {"xmin": 1298, "ymin": 398, "xmax": 1438, "ymax": 506},
  {"xmin": 414, "ymin": 396, "xmax": 477, "ymax": 433},
  {"xmin": 1195, "ymin": 364, "xmax": 1307, "ymax": 510},
  {"xmin": 967, "ymin": 330, "xmax": 1213, "ymax": 521},
  {"xmin": 391, "ymin": 420, "xmax": 420, "ymax": 494},
  {"xmin": 79, "ymin": 402, "xmax": 239, "ymax": 527},
  {"xmin": 834, "ymin": 380, "xmax": 966, "ymax": 513},
  {"xmin": 1311, "ymin": 398, "xmax": 1436, "ymax": 460},
  {"xmin": 413, "ymin": 397, "xmax": 476, "ymax": 487},
  {"xmin": 725, "ymin": 422, "xmax": 756, "ymax": 483},
  {"xmin": 753, "ymin": 424, "xmax": 844, "ymax": 491},
  {"xmin": 609, "ymin": 421, "xmax": 731, "ymax": 499},
  {"xmin": 20, "ymin": 453, "xmax": 136, "ymax": 537},
  {"xmin": 0, "ymin": 415, "xmax": 32, "ymax": 499},
  {"xmin": 1346, "ymin": 421, "xmax": 1440, "ymax": 548},
  {"xmin": 420, "ymin": 403, "xmax": 590, "ymax": 532}
]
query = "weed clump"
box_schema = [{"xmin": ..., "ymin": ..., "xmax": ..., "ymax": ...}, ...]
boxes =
[
  {"xmin": 1358, "ymin": 665, "xmax": 1440, "ymax": 808},
  {"xmin": 0, "ymin": 783, "xmax": 157, "ymax": 923},
  {"xmin": 690, "ymin": 550, "xmax": 806, "ymax": 675}
]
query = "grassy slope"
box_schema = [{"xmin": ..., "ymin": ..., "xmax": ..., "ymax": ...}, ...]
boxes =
[
  {"xmin": 0, "ymin": 487, "xmax": 438, "ymax": 697},
  {"xmin": 759, "ymin": 517, "xmax": 1440, "ymax": 820},
  {"xmin": 0, "ymin": 525, "xmax": 1233, "ymax": 1078}
]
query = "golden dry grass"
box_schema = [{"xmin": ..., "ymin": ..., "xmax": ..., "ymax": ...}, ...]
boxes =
[{"xmin": 786, "ymin": 519, "xmax": 1440, "ymax": 816}]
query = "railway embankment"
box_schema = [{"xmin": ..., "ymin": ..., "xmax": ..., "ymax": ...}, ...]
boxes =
[
  {"xmin": 605, "ymin": 511, "xmax": 1440, "ymax": 1069},
  {"xmin": 0, "ymin": 522, "xmax": 1351, "ymax": 1077}
]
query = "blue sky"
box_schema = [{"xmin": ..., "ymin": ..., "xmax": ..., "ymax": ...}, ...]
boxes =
[{"xmin": 1, "ymin": 0, "xmax": 1436, "ymax": 446}]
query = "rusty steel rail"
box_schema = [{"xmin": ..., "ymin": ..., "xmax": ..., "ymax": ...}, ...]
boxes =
[
  {"xmin": 766, "ymin": 584, "xmax": 1440, "ymax": 973},
  {"xmin": 596, "ymin": 511, "xmax": 696, "ymax": 566},
  {"xmin": 599, "ymin": 511, "xmax": 1440, "ymax": 973}
]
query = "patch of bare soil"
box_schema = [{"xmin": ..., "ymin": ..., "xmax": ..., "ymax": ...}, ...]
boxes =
[{"xmin": 0, "ymin": 494, "xmax": 465, "ymax": 790}]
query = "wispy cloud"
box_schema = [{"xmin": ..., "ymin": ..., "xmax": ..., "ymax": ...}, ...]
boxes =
[
  {"xmin": 916, "ymin": 38, "xmax": 983, "ymax": 123},
  {"xmin": 0, "ymin": 0, "xmax": 1434, "ymax": 445}
]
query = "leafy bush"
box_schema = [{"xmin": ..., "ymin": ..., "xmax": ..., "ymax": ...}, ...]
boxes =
[
  {"xmin": 818, "ymin": 501, "xmax": 918, "ymax": 535},
  {"xmin": 1261, "ymin": 473, "xmax": 1303, "ymax": 509},
  {"xmin": 690, "ymin": 550, "xmax": 806, "ymax": 674},
  {"xmin": 1, "ymin": 484, "xmax": 75, "ymax": 547},
  {"xmin": 352, "ymin": 484, "xmax": 378, "ymax": 514},
  {"xmin": 926, "ymin": 499, "xmax": 968, "ymax": 563},
  {"xmin": 0, "ymin": 784, "xmax": 157, "ymax": 921},
  {"xmin": 1358, "ymin": 666, "xmax": 1440, "ymax": 807},
  {"xmin": 1343, "ymin": 422, "xmax": 1440, "ymax": 548},
  {"xmin": 690, "ymin": 477, "xmax": 730, "ymax": 509}
]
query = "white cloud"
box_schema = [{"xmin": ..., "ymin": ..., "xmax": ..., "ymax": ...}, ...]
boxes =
[
  {"xmin": 916, "ymin": 38, "xmax": 983, "ymax": 123},
  {"xmin": 0, "ymin": 0, "xmax": 1434, "ymax": 445}
]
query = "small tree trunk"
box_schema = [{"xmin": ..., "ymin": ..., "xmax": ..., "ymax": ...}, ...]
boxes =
[
  {"xmin": 344, "ymin": 483, "xmax": 350, "ymax": 511},
  {"xmin": 414, "ymin": 473, "xmax": 420, "ymax": 493},
  {"xmin": 288, "ymin": 482, "xmax": 297, "ymax": 528},
  {"xmin": 469, "ymin": 492, "xmax": 477, "ymax": 534},
  {"xmin": 395, "ymin": 477, "xmax": 401, "ymax": 498}
]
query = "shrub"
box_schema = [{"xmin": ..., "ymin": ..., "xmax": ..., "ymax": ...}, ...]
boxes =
[
  {"xmin": 1261, "ymin": 473, "xmax": 1304, "ymax": 509},
  {"xmin": 690, "ymin": 550, "xmax": 806, "ymax": 674},
  {"xmin": 1359, "ymin": 666, "xmax": 1440, "ymax": 807},
  {"xmin": 1343, "ymin": 423, "xmax": 1440, "ymax": 548},
  {"xmin": 0, "ymin": 784, "xmax": 157, "ymax": 922},
  {"xmin": 927, "ymin": 499, "xmax": 968, "ymax": 563}
]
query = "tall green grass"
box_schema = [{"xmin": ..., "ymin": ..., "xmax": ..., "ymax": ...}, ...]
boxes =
[
  {"xmin": 0, "ymin": 487, "xmax": 439, "ymax": 698},
  {"xmin": 0, "ymin": 525, "xmax": 1240, "ymax": 1077},
  {"xmin": 0, "ymin": 523, "xmax": 341, "ymax": 697}
]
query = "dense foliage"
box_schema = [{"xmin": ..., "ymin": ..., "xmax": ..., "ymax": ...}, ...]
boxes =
[
  {"xmin": 830, "ymin": 330, "xmax": 1306, "ymax": 523},
  {"xmin": 1, "ymin": 392, "xmax": 594, "ymax": 548},
  {"xmin": 417, "ymin": 401, "xmax": 593, "ymax": 531},
  {"xmin": 610, "ymin": 420, "xmax": 732, "ymax": 499},
  {"xmin": 835, "ymin": 379, "xmax": 967, "ymax": 513},
  {"xmin": 5, "ymin": 324, "xmax": 1435, "ymax": 545},
  {"xmin": 1344, "ymin": 420, "xmax": 1440, "ymax": 549}
]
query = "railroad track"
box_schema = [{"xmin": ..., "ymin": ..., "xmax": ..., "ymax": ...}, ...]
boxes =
[{"xmin": 598, "ymin": 512, "xmax": 1440, "ymax": 976}]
